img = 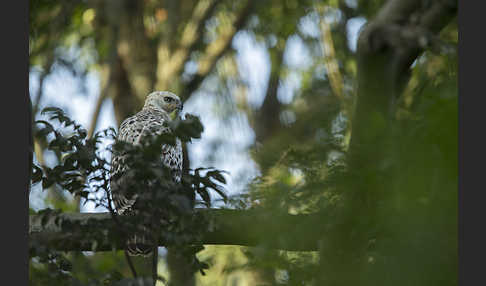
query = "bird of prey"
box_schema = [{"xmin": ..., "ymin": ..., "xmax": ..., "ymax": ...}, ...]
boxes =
[{"xmin": 110, "ymin": 91, "xmax": 183, "ymax": 256}]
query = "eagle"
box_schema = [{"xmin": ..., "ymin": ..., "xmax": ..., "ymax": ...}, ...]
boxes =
[{"xmin": 110, "ymin": 91, "xmax": 183, "ymax": 256}]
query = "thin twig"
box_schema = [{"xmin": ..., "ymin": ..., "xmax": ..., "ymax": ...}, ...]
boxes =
[
  {"xmin": 124, "ymin": 250, "xmax": 139, "ymax": 278},
  {"xmin": 152, "ymin": 246, "xmax": 158, "ymax": 286}
]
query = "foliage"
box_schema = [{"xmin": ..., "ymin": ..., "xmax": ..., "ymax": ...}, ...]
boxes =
[
  {"xmin": 240, "ymin": 37, "xmax": 457, "ymax": 286},
  {"xmin": 29, "ymin": 0, "xmax": 457, "ymax": 285},
  {"xmin": 30, "ymin": 108, "xmax": 227, "ymax": 284}
]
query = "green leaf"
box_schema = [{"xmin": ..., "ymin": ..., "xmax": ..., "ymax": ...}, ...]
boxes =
[
  {"xmin": 40, "ymin": 106, "xmax": 64, "ymax": 115},
  {"xmin": 32, "ymin": 165, "xmax": 44, "ymax": 183},
  {"xmin": 42, "ymin": 177, "xmax": 54, "ymax": 189}
]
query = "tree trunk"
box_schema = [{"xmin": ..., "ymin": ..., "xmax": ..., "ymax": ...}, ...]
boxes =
[{"xmin": 317, "ymin": 0, "xmax": 457, "ymax": 284}]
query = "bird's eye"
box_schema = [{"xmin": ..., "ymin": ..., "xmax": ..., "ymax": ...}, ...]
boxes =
[{"xmin": 164, "ymin": 97, "xmax": 173, "ymax": 102}]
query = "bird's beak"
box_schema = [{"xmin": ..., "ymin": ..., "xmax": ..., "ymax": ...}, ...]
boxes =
[{"xmin": 177, "ymin": 102, "xmax": 183, "ymax": 112}]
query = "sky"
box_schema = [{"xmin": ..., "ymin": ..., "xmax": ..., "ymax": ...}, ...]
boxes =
[{"xmin": 29, "ymin": 13, "xmax": 366, "ymax": 212}]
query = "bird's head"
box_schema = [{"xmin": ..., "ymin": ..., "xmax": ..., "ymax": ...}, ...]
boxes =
[{"xmin": 144, "ymin": 91, "xmax": 183, "ymax": 115}]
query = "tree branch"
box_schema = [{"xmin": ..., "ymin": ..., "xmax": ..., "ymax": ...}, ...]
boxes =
[
  {"xmin": 314, "ymin": 3, "xmax": 457, "ymax": 282},
  {"xmin": 29, "ymin": 209, "xmax": 323, "ymax": 253},
  {"xmin": 179, "ymin": 0, "xmax": 254, "ymax": 101},
  {"xmin": 105, "ymin": 0, "xmax": 157, "ymax": 103},
  {"xmin": 92, "ymin": 0, "xmax": 143, "ymax": 125},
  {"xmin": 110, "ymin": 54, "xmax": 141, "ymax": 125},
  {"xmin": 29, "ymin": 95, "xmax": 34, "ymax": 191},
  {"xmin": 87, "ymin": 75, "xmax": 109, "ymax": 139},
  {"xmin": 253, "ymin": 42, "xmax": 285, "ymax": 144},
  {"xmin": 349, "ymin": 0, "xmax": 457, "ymax": 162},
  {"xmin": 32, "ymin": 54, "xmax": 54, "ymax": 117},
  {"xmin": 155, "ymin": 0, "xmax": 222, "ymax": 91}
]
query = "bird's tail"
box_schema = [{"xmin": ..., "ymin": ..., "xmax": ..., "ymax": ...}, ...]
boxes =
[{"xmin": 126, "ymin": 231, "xmax": 153, "ymax": 257}]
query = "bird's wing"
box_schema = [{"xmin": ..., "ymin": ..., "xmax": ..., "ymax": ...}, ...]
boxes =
[
  {"xmin": 134, "ymin": 117, "xmax": 171, "ymax": 146},
  {"xmin": 110, "ymin": 113, "xmax": 150, "ymax": 214},
  {"xmin": 110, "ymin": 111, "xmax": 182, "ymax": 214},
  {"xmin": 135, "ymin": 113, "xmax": 183, "ymax": 183}
]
